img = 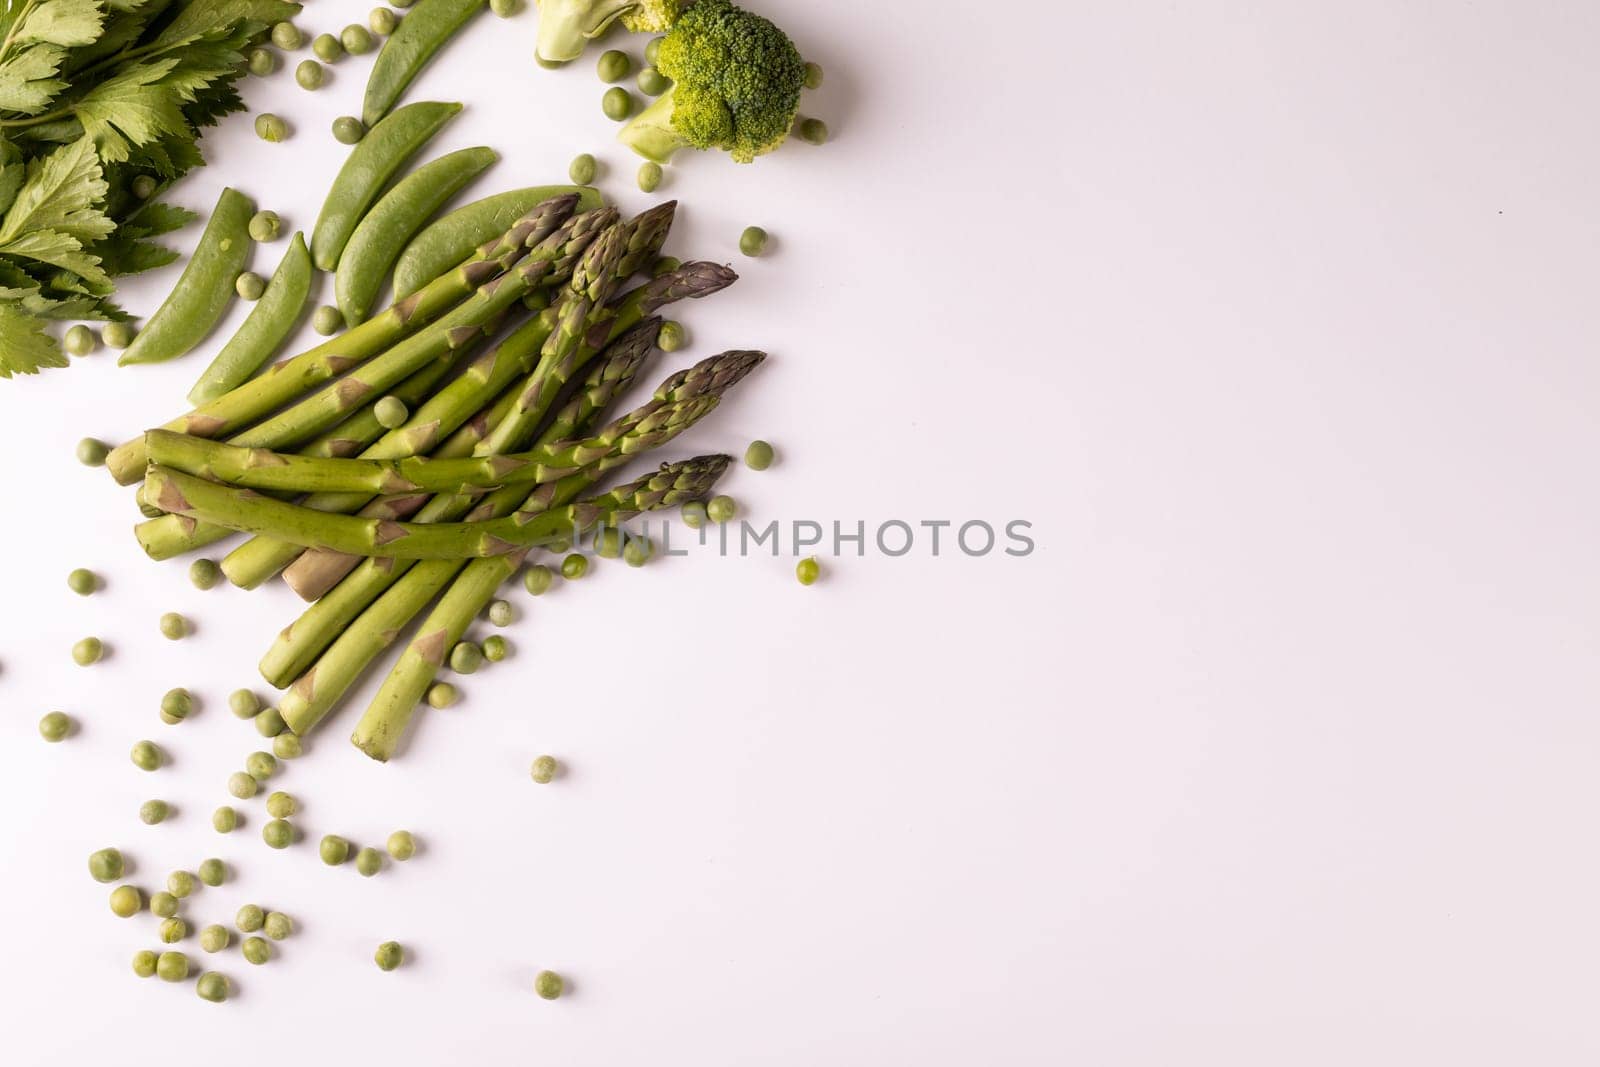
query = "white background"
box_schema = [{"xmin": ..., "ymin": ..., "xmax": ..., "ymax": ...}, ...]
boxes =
[{"xmin": 2, "ymin": 0, "xmax": 1598, "ymax": 1062}]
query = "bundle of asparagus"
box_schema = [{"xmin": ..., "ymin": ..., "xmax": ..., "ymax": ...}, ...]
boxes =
[{"xmin": 108, "ymin": 194, "xmax": 760, "ymax": 761}]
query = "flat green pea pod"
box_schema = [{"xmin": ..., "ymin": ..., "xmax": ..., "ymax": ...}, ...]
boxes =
[
  {"xmin": 311, "ymin": 101, "xmax": 463, "ymax": 272},
  {"xmin": 363, "ymin": 0, "xmax": 487, "ymax": 127},
  {"xmin": 119, "ymin": 188, "xmax": 255, "ymax": 367},
  {"xmin": 188, "ymin": 233, "xmax": 314, "ymax": 405},
  {"xmin": 390, "ymin": 184, "xmax": 603, "ymax": 299},
  {"xmin": 335, "ymin": 147, "xmax": 499, "ymax": 326}
]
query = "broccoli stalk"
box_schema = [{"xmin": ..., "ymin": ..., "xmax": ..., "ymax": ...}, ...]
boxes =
[
  {"xmin": 617, "ymin": 0, "xmax": 805, "ymax": 164},
  {"xmin": 535, "ymin": 0, "xmax": 690, "ymax": 63}
]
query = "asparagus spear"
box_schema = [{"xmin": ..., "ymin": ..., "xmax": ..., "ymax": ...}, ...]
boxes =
[{"xmin": 102, "ymin": 195, "xmax": 582, "ymax": 485}]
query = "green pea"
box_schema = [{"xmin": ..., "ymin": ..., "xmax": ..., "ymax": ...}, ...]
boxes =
[
  {"xmin": 386, "ymin": 830, "xmax": 416, "ymax": 861},
  {"xmin": 265, "ymin": 791, "xmax": 297, "ymax": 819},
  {"xmin": 341, "ymin": 24, "xmax": 374, "ymax": 54},
  {"xmin": 263, "ymin": 819, "xmax": 293, "ymax": 849},
  {"xmin": 159, "ymin": 612, "xmax": 188, "ymax": 640},
  {"xmin": 246, "ymin": 750, "xmax": 278, "ymax": 781},
  {"xmin": 156, "ymin": 951, "xmax": 189, "ymax": 982},
  {"xmin": 133, "ymin": 950, "xmax": 159, "ymax": 977},
  {"xmin": 67, "ymin": 567, "xmax": 97, "ymax": 595},
  {"xmin": 227, "ymin": 772, "xmax": 258, "ymax": 800},
  {"xmin": 332, "ymin": 115, "xmax": 366, "ymax": 144},
  {"xmin": 213, "ymin": 806, "xmax": 238, "ymax": 833},
  {"xmin": 523, "ymin": 564, "xmax": 555, "ymax": 596},
  {"xmin": 561, "ymin": 553, "xmax": 588, "ymax": 580},
  {"xmin": 167, "ymin": 870, "xmax": 195, "ymax": 898},
  {"xmin": 263, "ymin": 911, "xmax": 293, "ymax": 941},
  {"xmin": 706, "ymin": 495, "xmax": 737, "ymax": 523},
  {"xmin": 623, "ymin": 536, "xmax": 653, "ymax": 568},
  {"xmin": 374, "ymin": 395, "xmax": 409, "ymax": 428},
  {"xmin": 198, "ymin": 858, "xmax": 226, "ymax": 886},
  {"xmin": 320, "ymin": 835, "xmax": 351, "ymax": 865},
  {"xmin": 72, "ymin": 636, "xmax": 104, "ymax": 666},
  {"xmin": 594, "ymin": 527, "xmax": 623, "ymax": 559},
  {"xmin": 356, "ymin": 846, "xmax": 384, "ymax": 877},
  {"xmin": 530, "ymin": 755, "xmax": 558, "ymax": 783},
  {"xmin": 271, "ymin": 21, "xmax": 303, "ymax": 49},
  {"xmin": 645, "ymin": 36, "xmax": 663, "ymax": 65},
  {"xmin": 101, "ymin": 321, "xmax": 135, "ymax": 349},
  {"xmin": 229, "ymin": 689, "xmax": 261, "ymax": 718},
  {"xmin": 159, "ymin": 917, "xmax": 187, "ymax": 943},
  {"xmin": 602, "ymin": 86, "xmax": 634, "ymax": 121},
  {"xmin": 482, "ymin": 635, "xmax": 509, "ymax": 662},
  {"xmin": 487, "ymin": 599, "xmax": 514, "ymax": 626},
  {"xmin": 255, "ymin": 707, "xmax": 287, "ymax": 737},
  {"xmin": 296, "ymin": 58, "xmax": 325, "ymax": 90},
  {"xmin": 680, "ymin": 500, "xmax": 706, "ymax": 529},
  {"xmin": 370, "ymin": 7, "xmax": 398, "ymax": 35},
  {"xmin": 189, "ymin": 557, "xmax": 221, "ymax": 589},
  {"xmin": 131, "ymin": 175, "xmax": 157, "ymax": 200},
  {"xmin": 449, "ymin": 641, "xmax": 483, "ymax": 674},
  {"xmin": 313, "ymin": 305, "xmax": 344, "ymax": 335},
  {"xmin": 109, "ymin": 885, "xmax": 143, "ymax": 917},
  {"xmin": 534, "ymin": 969, "xmax": 564, "ymax": 999},
  {"xmin": 739, "ymin": 226, "xmax": 769, "ymax": 257},
  {"xmin": 76, "ymin": 437, "xmax": 108, "ymax": 466},
  {"xmin": 242, "ymin": 936, "xmax": 270, "ymax": 965},
  {"xmin": 568, "ymin": 153, "xmax": 597, "ymax": 185},
  {"xmin": 658, "ymin": 319, "xmax": 686, "ymax": 351},
  {"xmin": 160, "ymin": 687, "xmax": 194, "ymax": 724},
  {"xmin": 273, "ymin": 732, "xmax": 304, "ymax": 760},
  {"xmin": 247, "ymin": 47, "xmax": 275, "ymax": 76},
  {"xmin": 255, "ymin": 113, "xmax": 288, "ymax": 142},
  {"xmin": 312, "ymin": 33, "xmax": 344, "ymax": 61},
  {"xmin": 196, "ymin": 971, "xmax": 230, "ymax": 1002},
  {"xmin": 88, "ymin": 848, "xmax": 123, "ymax": 882},
  {"xmin": 64, "ymin": 323, "xmax": 97, "ymax": 356},
  {"xmin": 803, "ymin": 61, "xmax": 824, "ymax": 90},
  {"xmin": 651, "ymin": 254, "xmax": 681, "ymax": 277},
  {"xmin": 40, "ymin": 711, "xmax": 73, "ymax": 742},
  {"xmin": 637, "ymin": 66, "xmax": 670, "ymax": 96},
  {"xmin": 796, "ymin": 556, "xmax": 821, "ymax": 586},
  {"xmin": 248, "ymin": 211, "xmax": 282, "ymax": 243},
  {"xmin": 375, "ymin": 941, "xmax": 404, "ymax": 971},
  {"xmin": 797, "ymin": 117, "xmax": 829, "ymax": 145},
  {"xmin": 130, "ymin": 740, "xmax": 162, "ymax": 771},
  {"xmin": 489, "ymin": 0, "xmax": 517, "ymax": 14},
  {"xmin": 150, "ymin": 891, "xmax": 179, "ymax": 918},
  {"xmin": 235, "ymin": 271, "xmax": 266, "ymax": 301},
  {"xmin": 744, "ymin": 440, "xmax": 775, "ymax": 470},
  {"xmin": 426, "ymin": 682, "xmax": 458, "ymax": 708},
  {"xmin": 236, "ymin": 904, "xmax": 265, "ymax": 933},
  {"xmin": 139, "ymin": 799, "xmax": 170, "ymax": 825},
  {"xmin": 637, "ymin": 161, "xmax": 663, "ymax": 193},
  {"xmin": 597, "ymin": 48, "xmax": 630, "ymax": 83}
]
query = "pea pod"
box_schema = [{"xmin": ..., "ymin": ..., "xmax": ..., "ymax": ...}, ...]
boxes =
[
  {"xmin": 311, "ymin": 101, "xmax": 463, "ymax": 272},
  {"xmin": 119, "ymin": 188, "xmax": 255, "ymax": 367},
  {"xmin": 188, "ymin": 233, "xmax": 313, "ymax": 405},
  {"xmin": 390, "ymin": 184, "xmax": 603, "ymax": 299},
  {"xmin": 363, "ymin": 0, "xmax": 487, "ymax": 127},
  {"xmin": 334, "ymin": 147, "xmax": 499, "ymax": 326}
]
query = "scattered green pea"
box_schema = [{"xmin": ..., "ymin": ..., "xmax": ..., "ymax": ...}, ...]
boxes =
[
  {"xmin": 449, "ymin": 641, "xmax": 483, "ymax": 674},
  {"xmin": 247, "ymin": 46, "xmax": 276, "ymax": 76},
  {"xmin": 212, "ymin": 807, "xmax": 238, "ymax": 833},
  {"xmin": 246, "ymin": 750, "xmax": 278, "ymax": 781},
  {"xmin": 236, "ymin": 904, "xmax": 265, "ymax": 933},
  {"xmin": 651, "ymin": 254, "xmax": 681, "ymax": 277},
  {"xmin": 160, "ymin": 687, "xmax": 194, "ymax": 724},
  {"xmin": 133, "ymin": 950, "xmax": 159, "ymax": 977},
  {"xmin": 229, "ymin": 689, "xmax": 261, "ymax": 718},
  {"xmin": 88, "ymin": 848, "xmax": 123, "ymax": 882},
  {"xmin": 374, "ymin": 395, "xmax": 409, "ymax": 428},
  {"xmin": 76, "ymin": 437, "xmax": 108, "ymax": 466},
  {"xmin": 530, "ymin": 755, "xmax": 558, "ymax": 783},
  {"xmin": 375, "ymin": 941, "xmax": 404, "ymax": 971},
  {"xmin": 797, "ymin": 117, "xmax": 829, "ymax": 145},
  {"xmin": 803, "ymin": 61, "xmax": 824, "ymax": 90},
  {"xmin": 481, "ymin": 599, "xmax": 514, "ymax": 628},
  {"xmin": 523, "ymin": 564, "xmax": 554, "ymax": 596},
  {"xmin": 568, "ymin": 153, "xmax": 597, "ymax": 185},
  {"xmin": 265, "ymin": 791, "xmax": 297, "ymax": 819},
  {"xmin": 312, "ymin": 32, "xmax": 343, "ymax": 61},
  {"xmin": 198, "ymin": 858, "xmax": 226, "ymax": 886},
  {"xmin": 273, "ymin": 732, "xmax": 303, "ymax": 760},
  {"xmin": 263, "ymin": 911, "xmax": 293, "ymax": 941},
  {"xmin": 102, "ymin": 321, "xmax": 135, "ymax": 348},
  {"xmin": 637, "ymin": 66, "xmax": 670, "ymax": 96},
  {"xmin": 320, "ymin": 834, "xmax": 350, "ymax": 865},
  {"xmin": 386, "ymin": 830, "xmax": 416, "ymax": 861},
  {"xmin": 426, "ymin": 682, "xmax": 458, "ymax": 708},
  {"xmin": 658, "ymin": 319, "xmax": 686, "ymax": 351},
  {"xmin": 131, "ymin": 175, "xmax": 157, "ymax": 200},
  {"xmin": 597, "ymin": 48, "xmax": 631, "ymax": 83},
  {"xmin": 332, "ymin": 115, "xmax": 366, "ymax": 143},
  {"xmin": 159, "ymin": 612, "xmax": 188, "ymax": 640},
  {"xmin": 645, "ymin": 35, "xmax": 663, "ymax": 65},
  {"xmin": 196, "ymin": 971, "xmax": 231, "ymax": 1002},
  {"xmin": 296, "ymin": 58, "xmax": 325, "ymax": 90},
  {"xmin": 534, "ymin": 969, "xmax": 564, "ymax": 999},
  {"xmin": 255, "ymin": 113, "xmax": 288, "ymax": 142},
  {"xmin": 271, "ymin": 21, "xmax": 303, "ymax": 49},
  {"xmin": 156, "ymin": 951, "xmax": 189, "ymax": 982},
  {"xmin": 707, "ymin": 495, "xmax": 738, "ymax": 524},
  {"xmin": 356, "ymin": 846, "xmax": 383, "ymax": 877},
  {"xmin": 130, "ymin": 740, "xmax": 162, "ymax": 772},
  {"xmin": 72, "ymin": 636, "xmax": 104, "ymax": 666},
  {"xmin": 235, "ymin": 271, "xmax": 266, "ymax": 301},
  {"xmin": 40, "ymin": 711, "xmax": 73, "ymax": 742},
  {"xmin": 341, "ymin": 24, "xmax": 374, "ymax": 54},
  {"xmin": 150, "ymin": 891, "xmax": 179, "ymax": 918},
  {"xmin": 680, "ymin": 500, "xmax": 706, "ymax": 529},
  {"xmin": 109, "ymin": 885, "xmax": 143, "ymax": 917},
  {"xmin": 64, "ymin": 324, "xmax": 97, "ymax": 356},
  {"xmin": 489, "ymin": 0, "xmax": 517, "ymax": 14},
  {"xmin": 188, "ymin": 557, "xmax": 221, "ymax": 589},
  {"xmin": 313, "ymin": 305, "xmax": 344, "ymax": 335},
  {"xmin": 255, "ymin": 707, "xmax": 287, "ymax": 737},
  {"xmin": 739, "ymin": 226, "xmax": 769, "ymax": 256},
  {"xmin": 561, "ymin": 553, "xmax": 588, "ymax": 580},
  {"xmin": 167, "ymin": 870, "xmax": 195, "ymax": 898},
  {"xmin": 595, "ymin": 527, "xmax": 623, "ymax": 559},
  {"xmin": 602, "ymin": 86, "xmax": 633, "ymax": 121},
  {"xmin": 482, "ymin": 634, "xmax": 509, "ymax": 661},
  {"xmin": 262, "ymin": 819, "xmax": 292, "ymax": 849},
  {"xmin": 744, "ymin": 440, "xmax": 774, "ymax": 470},
  {"xmin": 159, "ymin": 917, "xmax": 187, "ymax": 943},
  {"xmin": 139, "ymin": 800, "xmax": 170, "ymax": 825},
  {"xmin": 67, "ymin": 567, "xmax": 98, "ymax": 595},
  {"xmin": 242, "ymin": 936, "xmax": 270, "ymax": 965},
  {"xmin": 227, "ymin": 772, "xmax": 258, "ymax": 800},
  {"xmin": 369, "ymin": 7, "xmax": 398, "ymax": 35},
  {"xmin": 796, "ymin": 556, "xmax": 821, "ymax": 586},
  {"xmin": 623, "ymin": 536, "xmax": 653, "ymax": 568},
  {"xmin": 637, "ymin": 161, "xmax": 663, "ymax": 193}
]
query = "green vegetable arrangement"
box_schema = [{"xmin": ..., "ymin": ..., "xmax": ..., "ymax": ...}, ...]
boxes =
[{"xmin": 0, "ymin": 0, "xmax": 301, "ymax": 378}]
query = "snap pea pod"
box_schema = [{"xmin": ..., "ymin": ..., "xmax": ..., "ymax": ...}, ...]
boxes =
[
  {"xmin": 363, "ymin": 0, "xmax": 487, "ymax": 127},
  {"xmin": 335, "ymin": 147, "xmax": 499, "ymax": 326},
  {"xmin": 188, "ymin": 233, "xmax": 314, "ymax": 405},
  {"xmin": 391, "ymin": 185, "xmax": 602, "ymax": 299},
  {"xmin": 311, "ymin": 101, "xmax": 463, "ymax": 272},
  {"xmin": 119, "ymin": 188, "xmax": 255, "ymax": 367}
]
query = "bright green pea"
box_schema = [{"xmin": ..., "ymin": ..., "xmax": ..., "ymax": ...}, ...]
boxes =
[
  {"xmin": 131, "ymin": 175, "xmax": 157, "ymax": 199},
  {"xmin": 67, "ymin": 567, "xmax": 97, "ymax": 595},
  {"xmin": 198, "ymin": 858, "xmax": 226, "ymax": 886},
  {"xmin": 227, "ymin": 772, "xmax": 258, "ymax": 799},
  {"xmin": 341, "ymin": 24, "xmax": 374, "ymax": 54},
  {"xmin": 150, "ymin": 891, "xmax": 179, "ymax": 918},
  {"xmin": 159, "ymin": 917, "xmax": 187, "ymax": 943},
  {"xmin": 235, "ymin": 271, "xmax": 266, "ymax": 301},
  {"xmin": 637, "ymin": 66, "xmax": 670, "ymax": 96},
  {"xmin": 156, "ymin": 951, "xmax": 189, "ymax": 982},
  {"xmin": 40, "ymin": 711, "xmax": 72, "ymax": 742},
  {"xmin": 568, "ymin": 153, "xmax": 597, "ymax": 185},
  {"xmin": 273, "ymin": 732, "xmax": 303, "ymax": 759},
  {"xmin": 263, "ymin": 912, "xmax": 293, "ymax": 941},
  {"xmin": 296, "ymin": 58, "xmax": 325, "ymax": 90},
  {"xmin": 109, "ymin": 885, "xmax": 142, "ymax": 917},
  {"xmin": 255, "ymin": 707, "xmax": 287, "ymax": 737},
  {"xmin": 88, "ymin": 848, "xmax": 123, "ymax": 882},
  {"xmin": 744, "ymin": 440, "xmax": 774, "ymax": 470},
  {"xmin": 246, "ymin": 750, "xmax": 278, "ymax": 781},
  {"xmin": 426, "ymin": 682, "xmax": 458, "ymax": 708},
  {"xmin": 739, "ymin": 226, "xmax": 768, "ymax": 257},
  {"xmin": 242, "ymin": 936, "xmax": 270, "ymax": 964},
  {"xmin": 487, "ymin": 599, "xmax": 514, "ymax": 626},
  {"xmin": 189, "ymin": 557, "xmax": 221, "ymax": 589},
  {"xmin": 386, "ymin": 830, "xmax": 416, "ymax": 861},
  {"xmin": 797, "ymin": 117, "xmax": 829, "ymax": 145},
  {"xmin": 133, "ymin": 950, "xmax": 159, "ymax": 977},
  {"xmin": 623, "ymin": 536, "xmax": 653, "ymax": 568},
  {"xmin": 645, "ymin": 36, "xmax": 663, "ymax": 65},
  {"xmin": 530, "ymin": 755, "xmax": 558, "ymax": 783},
  {"xmin": 595, "ymin": 527, "xmax": 623, "ymax": 558},
  {"xmin": 229, "ymin": 689, "xmax": 260, "ymax": 718},
  {"xmin": 167, "ymin": 870, "xmax": 195, "ymax": 898},
  {"xmin": 658, "ymin": 319, "xmax": 686, "ymax": 351},
  {"xmin": 255, "ymin": 113, "xmax": 289, "ymax": 142},
  {"xmin": 72, "ymin": 636, "xmax": 103, "ymax": 666},
  {"xmin": 449, "ymin": 641, "xmax": 483, "ymax": 674},
  {"xmin": 333, "ymin": 115, "xmax": 366, "ymax": 144},
  {"xmin": 796, "ymin": 556, "xmax": 821, "ymax": 586},
  {"xmin": 523, "ymin": 564, "xmax": 554, "ymax": 595},
  {"xmin": 374, "ymin": 395, "xmax": 408, "ymax": 428},
  {"xmin": 320, "ymin": 835, "xmax": 351, "ymax": 865},
  {"xmin": 375, "ymin": 941, "xmax": 404, "ymax": 970},
  {"xmin": 249, "ymin": 210, "xmax": 282, "ymax": 242},
  {"xmin": 76, "ymin": 437, "xmax": 108, "ymax": 466},
  {"xmin": 706, "ymin": 495, "xmax": 737, "ymax": 523},
  {"xmin": 213, "ymin": 806, "xmax": 238, "ymax": 833},
  {"xmin": 680, "ymin": 500, "xmax": 706, "ymax": 529},
  {"xmin": 130, "ymin": 740, "xmax": 162, "ymax": 771},
  {"xmin": 356, "ymin": 846, "xmax": 383, "ymax": 877},
  {"xmin": 597, "ymin": 49, "xmax": 630, "ymax": 83},
  {"xmin": 263, "ymin": 819, "xmax": 292, "ymax": 849},
  {"xmin": 803, "ymin": 61, "xmax": 824, "ymax": 89},
  {"xmin": 312, "ymin": 33, "xmax": 343, "ymax": 61},
  {"xmin": 247, "ymin": 47, "xmax": 275, "ymax": 76},
  {"xmin": 561, "ymin": 553, "xmax": 588, "ymax": 580},
  {"xmin": 534, "ymin": 969, "xmax": 564, "ymax": 999},
  {"xmin": 196, "ymin": 971, "xmax": 230, "ymax": 1002},
  {"xmin": 139, "ymin": 799, "xmax": 170, "ymax": 825},
  {"xmin": 160, "ymin": 687, "xmax": 193, "ymax": 724},
  {"xmin": 369, "ymin": 7, "xmax": 398, "ymax": 35},
  {"xmin": 482, "ymin": 634, "xmax": 509, "ymax": 661},
  {"xmin": 265, "ymin": 791, "xmax": 297, "ymax": 819},
  {"xmin": 602, "ymin": 86, "xmax": 633, "ymax": 121},
  {"xmin": 637, "ymin": 161, "xmax": 663, "ymax": 193},
  {"xmin": 159, "ymin": 612, "xmax": 188, "ymax": 640},
  {"xmin": 313, "ymin": 305, "xmax": 344, "ymax": 335},
  {"xmin": 101, "ymin": 321, "xmax": 135, "ymax": 348},
  {"xmin": 64, "ymin": 324, "xmax": 96, "ymax": 356},
  {"xmin": 237, "ymin": 904, "xmax": 265, "ymax": 933},
  {"xmin": 271, "ymin": 21, "xmax": 303, "ymax": 49}
]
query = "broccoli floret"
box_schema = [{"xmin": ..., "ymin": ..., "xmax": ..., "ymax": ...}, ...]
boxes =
[
  {"xmin": 535, "ymin": 1, "xmax": 690, "ymax": 64},
  {"xmin": 618, "ymin": 0, "xmax": 805, "ymax": 165}
]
